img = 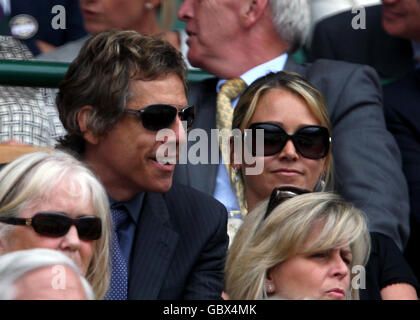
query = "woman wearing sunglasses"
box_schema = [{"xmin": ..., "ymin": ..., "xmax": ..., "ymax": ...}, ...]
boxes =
[
  {"xmin": 226, "ymin": 190, "xmax": 370, "ymax": 300},
  {"xmin": 0, "ymin": 150, "xmax": 111, "ymax": 299},
  {"xmin": 227, "ymin": 71, "xmax": 418, "ymax": 299}
]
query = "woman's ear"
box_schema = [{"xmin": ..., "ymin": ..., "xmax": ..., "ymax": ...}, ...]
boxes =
[
  {"xmin": 77, "ymin": 106, "xmax": 99, "ymax": 145},
  {"xmin": 265, "ymin": 276, "xmax": 276, "ymax": 294}
]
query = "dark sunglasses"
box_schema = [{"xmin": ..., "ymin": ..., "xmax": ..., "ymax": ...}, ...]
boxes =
[
  {"xmin": 0, "ymin": 212, "xmax": 102, "ymax": 240},
  {"xmin": 246, "ymin": 122, "xmax": 331, "ymax": 159},
  {"xmin": 123, "ymin": 104, "xmax": 195, "ymax": 131},
  {"xmin": 264, "ymin": 186, "xmax": 310, "ymax": 220}
]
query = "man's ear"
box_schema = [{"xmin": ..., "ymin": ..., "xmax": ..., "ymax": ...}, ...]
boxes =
[
  {"xmin": 77, "ymin": 105, "xmax": 99, "ymax": 145},
  {"xmin": 239, "ymin": 0, "xmax": 269, "ymax": 28}
]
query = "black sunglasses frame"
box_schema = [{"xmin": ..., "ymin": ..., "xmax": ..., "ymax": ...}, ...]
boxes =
[
  {"xmin": 123, "ymin": 104, "xmax": 195, "ymax": 131},
  {"xmin": 264, "ymin": 186, "xmax": 311, "ymax": 220},
  {"xmin": 0, "ymin": 212, "xmax": 102, "ymax": 240},
  {"xmin": 246, "ymin": 122, "xmax": 331, "ymax": 159}
]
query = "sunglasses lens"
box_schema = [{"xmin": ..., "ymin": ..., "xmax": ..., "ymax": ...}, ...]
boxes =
[
  {"xmin": 32, "ymin": 213, "xmax": 70, "ymax": 237},
  {"xmin": 142, "ymin": 104, "xmax": 177, "ymax": 131},
  {"xmin": 77, "ymin": 217, "xmax": 102, "ymax": 241},
  {"xmin": 294, "ymin": 127, "xmax": 329, "ymax": 159},
  {"xmin": 248, "ymin": 123, "xmax": 287, "ymax": 156},
  {"xmin": 180, "ymin": 106, "xmax": 195, "ymax": 129}
]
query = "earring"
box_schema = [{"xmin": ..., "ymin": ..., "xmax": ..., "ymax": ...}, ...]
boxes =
[
  {"xmin": 313, "ymin": 173, "xmax": 326, "ymax": 192},
  {"xmin": 145, "ymin": 2, "xmax": 154, "ymax": 9},
  {"xmin": 265, "ymin": 283, "xmax": 274, "ymax": 293}
]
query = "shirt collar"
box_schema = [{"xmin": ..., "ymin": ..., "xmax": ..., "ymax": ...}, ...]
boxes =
[
  {"xmin": 108, "ymin": 193, "xmax": 145, "ymax": 225},
  {"xmin": 216, "ymin": 54, "xmax": 288, "ymax": 92}
]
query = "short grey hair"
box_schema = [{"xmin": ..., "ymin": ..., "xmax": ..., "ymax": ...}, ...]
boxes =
[
  {"xmin": 269, "ymin": 0, "xmax": 311, "ymax": 52},
  {"xmin": 0, "ymin": 150, "xmax": 110, "ymax": 299},
  {"xmin": 0, "ymin": 248, "xmax": 95, "ymax": 300}
]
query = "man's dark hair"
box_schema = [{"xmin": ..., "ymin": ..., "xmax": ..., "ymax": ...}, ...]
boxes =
[{"xmin": 56, "ymin": 30, "xmax": 187, "ymax": 155}]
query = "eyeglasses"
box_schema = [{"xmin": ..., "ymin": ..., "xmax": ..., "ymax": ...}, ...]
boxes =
[
  {"xmin": 246, "ymin": 122, "xmax": 331, "ymax": 159},
  {"xmin": 0, "ymin": 212, "xmax": 102, "ymax": 240},
  {"xmin": 123, "ymin": 104, "xmax": 195, "ymax": 131},
  {"xmin": 264, "ymin": 186, "xmax": 310, "ymax": 220}
]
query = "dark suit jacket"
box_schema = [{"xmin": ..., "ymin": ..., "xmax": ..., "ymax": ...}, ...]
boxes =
[
  {"xmin": 307, "ymin": 4, "xmax": 413, "ymax": 80},
  {"xmin": 128, "ymin": 183, "xmax": 228, "ymax": 299},
  {"xmin": 174, "ymin": 57, "xmax": 410, "ymax": 250},
  {"xmin": 384, "ymin": 69, "xmax": 420, "ymax": 224},
  {"xmin": 10, "ymin": 0, "xmax": 86, "ymax": 56}
]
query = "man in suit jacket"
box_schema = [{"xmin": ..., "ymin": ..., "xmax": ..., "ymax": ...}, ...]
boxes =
[
  {"xmin": 384, "ymin": 69, "xmax": 420, "ymax": 282},
  {"xmin": 175, "ymin": 0, "xmax": 418, "ymax": 298},
  {"xmin": 307, "ymin": 4, "xmax": 413, "ymax": 79},
  {"xmin": 176, "ymin": 0, "xmax": 409, "ymax": 249},
  {"xmin": 55, "ymin": 30, "xmax": 228, "ymax": 299},
  {"xmin": 382, "ymin": 0, "xmax": 420, "ymax": 283}
]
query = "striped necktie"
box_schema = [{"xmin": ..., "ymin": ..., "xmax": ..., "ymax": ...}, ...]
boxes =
[{"xmin": 216, "ymin": 78, "xmax": 247, "ymax": 216}]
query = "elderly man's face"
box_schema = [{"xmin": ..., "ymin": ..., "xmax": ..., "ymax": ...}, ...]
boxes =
[
  {"xmin": 177, "ymin": 0, "xmax": 242, "ymax": 73},
  {"xmin": 84, "ymin": 73, "xmax": 188, "ymax": 200},
  {"xmin": 382, "ymin": 0, "xmax": 420, "ymax": 41},
  {"xmin": 79, "ymin": 0, "xmax": 151, "ymax": 34}
]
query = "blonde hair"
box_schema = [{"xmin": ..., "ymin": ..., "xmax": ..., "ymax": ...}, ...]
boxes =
[
  {"xmin": 232, "ymin": 71, "xmax": 333, "ymax": 211},
  {"xmin": 225, "ymin": 192, "xmax": 370, "ymax": 300},
  {"xmin": 0, "ymin": 150, "xmax": 111, "ymax": 299},
  {"xmin": 159, "ymin": 0, "xmax": 176, "ymax": 31}
]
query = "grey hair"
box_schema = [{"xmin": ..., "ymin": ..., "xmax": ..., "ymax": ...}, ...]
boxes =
[
  {"xmin": 0, "ymin": 248, "xmax": 95, "ymax": 300},
  {"xmin": 0, "ymin": 150, "xmax": 111, "ymax": 299},
  {"xmin": 269, "ymin": 0, "xmax": 311, "ymax": 52}
]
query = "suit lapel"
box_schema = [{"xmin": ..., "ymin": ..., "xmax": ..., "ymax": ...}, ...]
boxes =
[{"xmin": 128, "ymin": 192, "xmax": 179, "ymax": 299}]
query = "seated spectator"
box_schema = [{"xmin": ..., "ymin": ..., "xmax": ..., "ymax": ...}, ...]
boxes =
[
  {"xmin": 0, "ymin": 150, "xmax": 111, "ymax": 299},
  {"xmin": 0, "ymin": 36, "xmax": 66, "ymax": 146},
  {"xmin": 174, "ymin": 0, "xmax": 410, "ymax": 260},
  {"xmin": 37, "ymin": 0, "xmax": 195, "ymax": 68},
  {"xmin": 229, "ymin": 71, "xmax": 418, "ymax": 299},
  {"xmin": 225, "ymin": 190, "xmax": 371, "ymax": 300},
  {"xmin": 0, "ymin": 0, "xmax": 87, "ymax": 56},
  {"xmin": 382, "ymin": 0, "xmax": 420, "ymax": 283},
  {"xmin": 307, "ymin": 3, "xmax": 413, "ymax": 79},
  {"xmin": 55, "ymin": 30, "xmax": 228, "ymax": 299},
  {"xmin": 0, "ymin": 248, "xmax": 94, "ymax": 300}
]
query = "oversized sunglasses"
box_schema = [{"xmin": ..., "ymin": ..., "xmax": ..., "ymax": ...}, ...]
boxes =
[
  {"xmin": 264, "ymin": 186, "xmax": 310, "ymax": 220},
  {"xmin": 246, "ymin": 122, "xmax": 331, "ymax": 159},
  {"xmin": 123, "ymin": 104, "xmax": 195, "ymax": 131},
  {"xmin": 0, "ymin": 212, "xmax": 102, "ymax": 240}
]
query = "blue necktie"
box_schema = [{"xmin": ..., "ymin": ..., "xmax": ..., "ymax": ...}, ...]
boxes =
[{"xmin": 104, "ymin": 206, "xmax": 130, "ymax": 300}]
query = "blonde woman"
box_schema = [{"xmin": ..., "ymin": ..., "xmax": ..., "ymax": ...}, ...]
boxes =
[
  {"xmin": 228, "ymin": 71, "xmax": 418, "ymax": 299},
  {"xmin": 0, "ymin": 150, "xmax": 111, "ymax": 299},
  {"xmin": 226, "ymin": 190, "xmax": 370, "ymax": 300}
]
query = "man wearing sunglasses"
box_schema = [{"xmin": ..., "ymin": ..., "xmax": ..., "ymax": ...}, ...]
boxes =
[
  {"xmin": 175, "ymin": 0, "xmax": 410, "ymax": 255},
  {"xmin": 56, "ymin": 30, "xmax": 228, "ymax": 300}
]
